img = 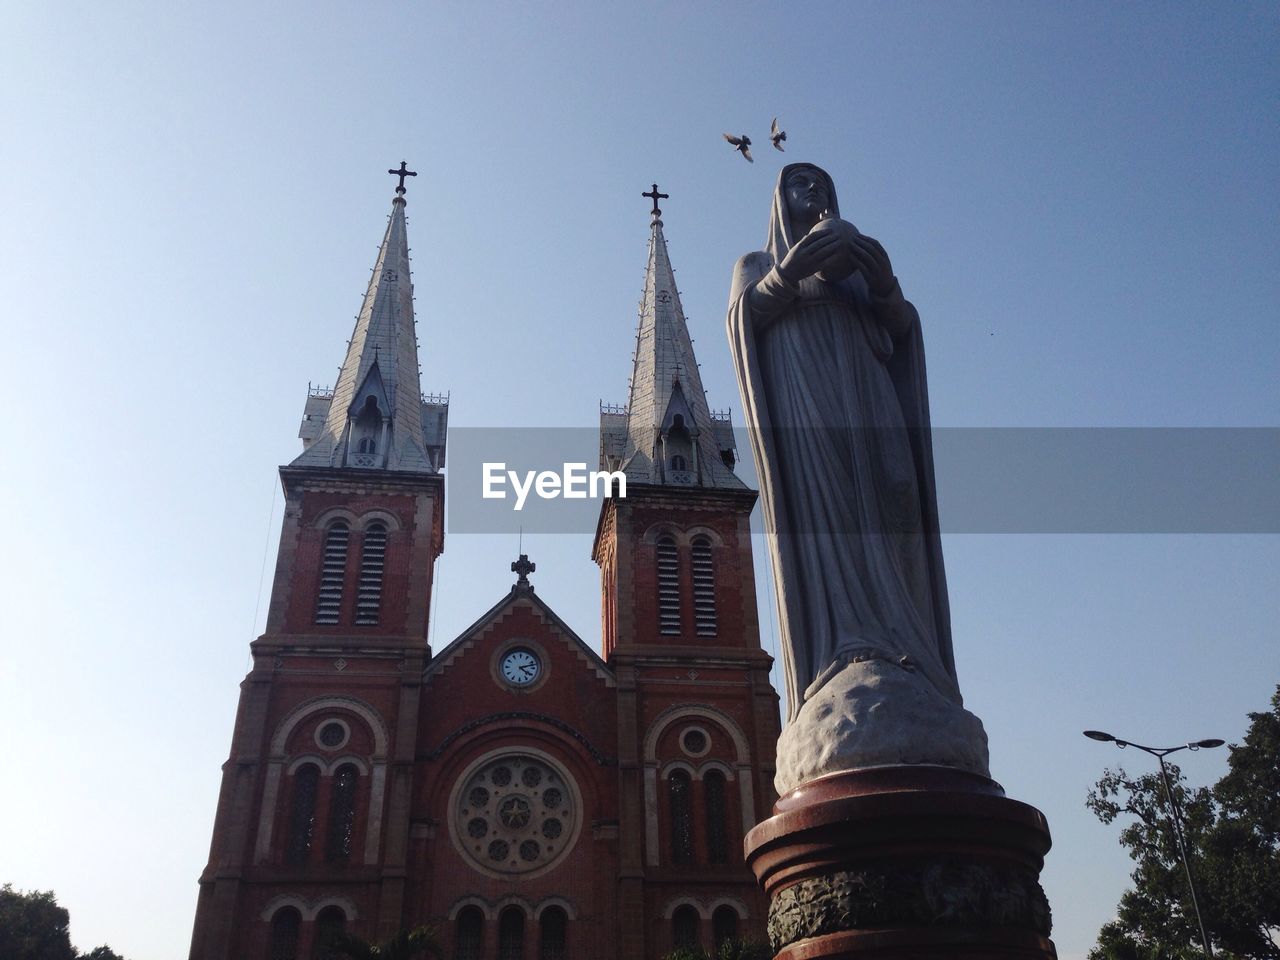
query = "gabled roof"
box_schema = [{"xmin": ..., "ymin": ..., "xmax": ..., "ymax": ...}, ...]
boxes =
[
  {"xmin": 600, "ymin": 212, "xmax": 744, "ymax": 489},
  {"xmin": 424, "ymin": 584, "xmax": 615, "ymax": 687},
  {"xmin": 293, "ymin": 192, "xmax": 442, "ymax": 473}
]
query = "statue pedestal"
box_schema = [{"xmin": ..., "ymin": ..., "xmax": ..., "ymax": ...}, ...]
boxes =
[{"xmin": 744, "ymin": 767, "xmax": 1057, "ymax": 959}]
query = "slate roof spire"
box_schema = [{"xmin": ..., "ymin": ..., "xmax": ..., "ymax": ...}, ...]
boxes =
[
  {"xmin": 598, "ymin": 190, "xmax": 742, "ymax": 488},
  {"xmin": 294, "ymin": 173, "xmax": 447, "ymax": 473}
]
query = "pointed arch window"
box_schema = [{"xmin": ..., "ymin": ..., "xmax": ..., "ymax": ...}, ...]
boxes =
[
  {"xmin": 705, "ymin": 770, "xmax": 728, "ymax": 864},
  {"xmin": 355, "ymin": 523, "xmax": 387, "ymax": 625},
  {"xmin": 313, "ymin": 906, "xmax": 347, "ymax": 960},
  {"xmin": 692, "ymin": 536, "xmax": 717, "ymax": 636},
  {"xmin": 672, "ymin": 905, "xmax": 700, "ymax": 950},
  {"xmin": 268, "ymin": 906, "xmax": 301, "ymax": 960},
  {"xmin": 351, "ymin": 395, "xmax": 382, "ymax": 466},
  {"xmin": 539, "ymin": 907, "xmax": 567, "ymax": 960},
  {"xmin": 325, "ymin": 763, "xmax": 359, "ymax": 863},
  {"xmin": 315, "ymin": 522, "xmax": 350, "ymax": 625},
  {"xmin": 498, "ymin": 907, "xmax": 525, "ymax": 960},
  {"xmin": 713, "ymin": 907, "xmax": 739, "ymax": 952},
  {"xmin": 657, "ymin": 536, "xmax": 681, "ymax": 635},
  {"xmin": 669, "ymin": 769, "xmax": 694, "ymax": 864},
  {"xmin": 285, "ymin": 763, "xmax": 320, "ymax": 865},
  {"xmin": 454, "ymin": 906, "xmax": 483, "ymax": 960}
]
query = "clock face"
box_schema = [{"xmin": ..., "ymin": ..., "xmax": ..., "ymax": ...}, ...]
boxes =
[{"xmin": 501, "ymin": 649, "xmax": 541, "ymax": 686}]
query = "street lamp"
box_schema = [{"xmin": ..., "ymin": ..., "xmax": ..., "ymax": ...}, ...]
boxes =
[{"xmin": 1083, "ymin": 730, "xmax": 1225, "ymax": 959}]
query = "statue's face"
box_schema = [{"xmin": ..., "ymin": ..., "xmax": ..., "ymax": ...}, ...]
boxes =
[{"xmin": 785, "ymin": 168, "xmax": 830, "ymax": 225}]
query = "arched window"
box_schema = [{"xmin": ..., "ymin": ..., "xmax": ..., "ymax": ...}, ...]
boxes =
[
  {"xmin": 352, "ymin": 395, "xmax": 382, "ymax": 465},
  {"xmin": 691, "ymin": 536, "xmax": 717, "ymax": 636},
  {"xmin": 286, "ymin": 764, "xmax": 320, "ymax": 864},
  {"xmin": 657, "ymin": 536, "xmax": 681, "ymax": 635},
  {"xmin": 313, "ymin": 906, "xmax": 346, "ymax": 960},
  {"xmin": 538, "ymin": 906, "xmax": 567, "ymax": 960},
  {"xmin": 355, "ymin": 522, "xmax": 387, "ymax": 625},
  {"xmin": 704, "ymin": 770, "xmax": 728, "ymax": 864},
  {"xmin": 268, "ymin": 906, "xmax": 301, "ymax": 960},
  {"xmin": 497, "ymin": 907, "xmax": 524, "ymax": 960},
  {"xmin": 669, "ymin": 769, "xmax": 694, "ymax": 864},
  {"xmin": 454, "ymin": 906, "xmax": 483, "ymax": 960},
  {"xmin": 672, "ymin": 905, "xmax": 700, "ymax": 951},
  {"xmin": 325, "ymin": 763, "xmax": 359, "ymax": 863},
  {"xmin": 713, "ymin": 906, "xmax": 739, "ymax": 952},
  {"xmin": 671, "ymin": 454, "xmax": 687, "ymax": 470},
  {"xmin": 315, "ymin": 522, "xmax": 350, "ymax": 625}
]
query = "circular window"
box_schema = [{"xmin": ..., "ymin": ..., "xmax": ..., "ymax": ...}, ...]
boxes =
[
  {"xmin": 452, "ymin": 752, "xmax": 579, "ymax": 877},
  {"xmin": 681, "ymin": 727, "xmax": 710, "ymax": 757},
  {"xmin": 315, "ymin": 719, "xmax": 350, "ymax": 751}
]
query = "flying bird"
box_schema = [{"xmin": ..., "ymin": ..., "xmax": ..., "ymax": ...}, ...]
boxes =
[
  {"xmin": 771, "ymin": 117, "xmax": 787, "ymax": 151},
  {"xmin": 723, "ymin": 133, "xmax": 753, "ymax": 163}
]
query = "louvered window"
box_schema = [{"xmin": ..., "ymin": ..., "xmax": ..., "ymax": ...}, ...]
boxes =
[
  {"xmin": 669, "ymin": 770, "xmax": 694, "ymax": 864},
  {"xmin": 314, "ymin": 522, "xmax": 350, "ymax": 625},
  {"xmin": 455, "ymin": 906, "xmax": 483, "ymax": 960},
  {"xmin": 286, "ymin": 764, "xmax": 320, "ymax": 865},
  {"xmin": 325, "ymin": 764, "xmax": 359, "ymax": 863},
  {"xmin": 713, "ymin": 906, "xmax": 739, "ymax": 952},
  {"xmin": 313, "ymin": 906, "xmax": 346, "ymax": 960},
  {"xmin": 498, "ymin": 907, "xmax": 524, "ymax": 960},
  {"xmin": 539, "ymin": 906, "xmax": 567, "ymax": 960},
  {"xmin": 692, "ymin": 536, "xmax": 717, "ymax": 636},
  {"xmin": 705, "ymin": 770, "xmax": 728, "ymax": 864},
  {"xmin": 672, "ymin": 905, "xmax": 699, "ymax": 950},
  {"xmin": 355, "ymin": 523, "xmax": 387, "ymax": 625},
  {"xmin": 269, "ymin": 907, "xmax": 301, "ymax": 960},
  {"xmin": 657, "ymin": 536, "xmax": 681, "ymax": 635}
]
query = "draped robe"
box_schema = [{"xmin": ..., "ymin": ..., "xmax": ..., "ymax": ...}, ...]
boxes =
[{"xmin": 727, "ymin": 164, "xmax": 961, "ymax": 722}]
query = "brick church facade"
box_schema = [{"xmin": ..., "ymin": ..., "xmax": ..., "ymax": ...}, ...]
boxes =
[{"xmin": 188, "ymin": 177, "xmax": 781, "ymax": 960}]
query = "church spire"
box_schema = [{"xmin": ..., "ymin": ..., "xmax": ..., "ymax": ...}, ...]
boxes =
[
  {"xmin": 294, "ymin": 166, "xmax": 446, "ymax": 473},
  {"xmin": 600, "ymin": 187, "xmax": 742, "ymax": 488}
]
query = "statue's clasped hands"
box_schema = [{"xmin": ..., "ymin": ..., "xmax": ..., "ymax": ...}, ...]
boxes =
[{"xmin": 778, "ymin": 215, "xmax": 896, "ymax": 297}]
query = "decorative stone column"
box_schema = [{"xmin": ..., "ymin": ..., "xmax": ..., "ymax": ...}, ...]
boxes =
[{"xmin": 744, "ymin": 766, "xmax": 1056, "ymax": 959}]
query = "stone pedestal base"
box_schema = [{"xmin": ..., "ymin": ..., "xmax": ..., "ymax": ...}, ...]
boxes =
[{"xmin": 744, "ymin": 767, "xmax": 1056, "ymax": 960}]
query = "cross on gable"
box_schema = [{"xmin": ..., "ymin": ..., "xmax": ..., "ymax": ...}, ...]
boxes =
[
  {"xmin": 388, "ymin": 161, "xmax": 417, "ymax": 195},
  {"xmin": 511, "ymin": 553, "xmax": 536, "ymax": 587},
  {"xmin": 642, "ymin": 183, "xmax": 669, "ymax": 219}
]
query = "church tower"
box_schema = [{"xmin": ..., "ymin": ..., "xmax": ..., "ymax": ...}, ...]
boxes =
[
  {"xmin": 189, "ymin": 168, "xmax": 448, "ymax": 959},
  {"xmin": 595, "ymin": 189, "xmax": 781, "ymax": 956}
]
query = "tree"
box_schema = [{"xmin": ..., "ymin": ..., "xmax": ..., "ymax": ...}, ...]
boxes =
[
  {"xmin": 323, "ymin": 925, "xmax": 443, "ymax": 960},
  {"xmin": 662, "ymin": 939, "xmax": 773, "ymax": 960},
  {"xmin": 0, "ymin": 885, "xmax": 130, "ymax": 960},
  {"xmin": 1086, "ymin": 685, "xmax": 1280, "ymax": 960},
  {"xmin": 0, "ymin": 885, "xmax": 76, "ymax": 960}
]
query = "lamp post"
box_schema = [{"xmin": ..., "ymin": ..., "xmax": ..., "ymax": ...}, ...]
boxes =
[{"xmin": 1083, "ymin": 730, "xmax": 1224, "ymax": 959}]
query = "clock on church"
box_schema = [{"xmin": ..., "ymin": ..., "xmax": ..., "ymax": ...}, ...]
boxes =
[{"xmin": 500, "ymin": 647, "xmax": 541, "ymax": 686}]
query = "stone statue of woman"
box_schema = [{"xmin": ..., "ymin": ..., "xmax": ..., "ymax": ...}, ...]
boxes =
[{"xmin": 727, "ymin": 163, "xmax": 990, "ymax": 792}]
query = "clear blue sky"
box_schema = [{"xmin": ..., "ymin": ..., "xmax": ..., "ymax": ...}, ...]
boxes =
[{"xmin": 1, "ymin": 2, "xmax": 1276, "ymax": 958}]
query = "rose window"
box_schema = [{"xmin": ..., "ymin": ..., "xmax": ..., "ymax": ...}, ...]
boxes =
[{"xmin": 454, "ymin": 754, "xmax": 577, "ymax": 875}]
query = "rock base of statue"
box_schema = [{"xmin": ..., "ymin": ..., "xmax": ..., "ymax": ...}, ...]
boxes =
[
  {"xmin": 744, "ymin": 766, "xmax": 1056, "ymax": 960},
  {"xmin": 775, "ymin": 658, "xmax": 992, "ymax": 795}
]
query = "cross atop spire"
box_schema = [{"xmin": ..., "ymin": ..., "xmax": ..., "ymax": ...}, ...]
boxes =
[
  {"xmin": 642, "ymin": 183, "xmax": 669, "ymax": 220},
  {"xmin": 511, "ymin": 553, "xmax": 536, "ymax": 589},
  {"xmin": 388, "ymin": 161, "xmax": 417, "ymax": 195}
]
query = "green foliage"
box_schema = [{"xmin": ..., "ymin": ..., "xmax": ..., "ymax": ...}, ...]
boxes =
[
  {"xmin": 0, "ymin": 886, "xmax": 130, "ymax": 960},
  {"xmin": 0, "ymin": 885, "xmax": 76, "ymax": 960},
  {"xmin": 1086, "ymin": 685, "xmax": 1280, "ymax": 960},
  {"xmin": 323, "ymin": 925, "xmax": 443, "ymax": 960},
  {"xmin": 661, "ymin": 939, "xmax": 773, "ymax": 960}
]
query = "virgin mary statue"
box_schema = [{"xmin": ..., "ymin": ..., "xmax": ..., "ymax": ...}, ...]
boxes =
[{"xmin": 728, "ymin": 164, "xmax": 989, "ymax": 791}]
